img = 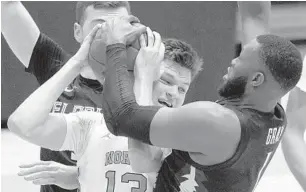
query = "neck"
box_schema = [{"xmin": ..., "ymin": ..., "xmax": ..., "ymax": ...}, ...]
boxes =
[{"xmin": 240, "ymin": 94, "xmax": 279, "ymax": 113}]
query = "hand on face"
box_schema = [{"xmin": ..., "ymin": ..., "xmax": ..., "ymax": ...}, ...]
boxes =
[
  {"xmin": 134, "ymin": 27, "xmax": 165, "ymax": 82},
  {"xmin": 72, "ymin": 23, "xmax": 102, "ymax": 67},
  {"xmin": 102, "ymin": 15, "xmax": 146, "ymax": 46}
]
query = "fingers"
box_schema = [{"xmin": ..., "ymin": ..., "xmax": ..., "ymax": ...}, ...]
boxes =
[
  {"xmin": 19, "ymin": 161, "xmax": 52, "ymax": 168},
  {"xmin": 23, "ymin": 171, "xmax": 55, "ymax": 181},
  {"xmin": 18, "ymin": 164, "xmax": 58, "ymax": 176},
  {"xmin": 84, "ymin": 23, "xmax": 103, "ymax": 44},
  {"xmin": 159, "ymin": 42, "xmax": 166, "ymax": 60},
  {"xmin": 126, "ymin": 15, "xmax": 140, "ymax": 24},
  {"xmin": 131, "ymin": 25, "xmax": 146, "ymax": 42},
  {"xmin": 153, "ymin": 31, "xmax": 161, "ymax": 49},
  {"xmin": 139, "ymin": 34, "xmax": 147, "ymax": 48},
  {"xmin": 147, "ymin": 27, "xmax": 154, "ymax": 47}
]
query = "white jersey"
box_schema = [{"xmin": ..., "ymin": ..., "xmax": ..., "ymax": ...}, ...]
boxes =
[{"xmin": 59, "ymin": 111, "xmax": 165, "ymax": 192}]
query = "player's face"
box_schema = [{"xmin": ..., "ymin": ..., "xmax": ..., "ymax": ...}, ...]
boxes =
[
  {"xmin": 77, "ymin": 6, "xmax": 129, "ymax": 41},
  {"xmin": 152, "ymin": 60, "xmax": 191, "ymax": 108},
  {"xmin": 219, "ymin": 40, "xmax": 262, "ymax": 98},
  {"xmin": 74, "ymin": 6, "xmax": 129, "ymax": 78}
]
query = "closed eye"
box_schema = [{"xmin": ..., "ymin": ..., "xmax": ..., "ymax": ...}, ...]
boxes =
[
  {"xmin": 178, "ymin": 87, "xmax": 186, "ymax": 93},
  {"xmin": 160, "ymin": 79, "xmax": 171, "ymax": 85}
]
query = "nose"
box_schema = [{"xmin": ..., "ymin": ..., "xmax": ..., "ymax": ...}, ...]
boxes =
[{"xmin": 166, "ymin": 86, "xmax": 179, "ymax": 99}]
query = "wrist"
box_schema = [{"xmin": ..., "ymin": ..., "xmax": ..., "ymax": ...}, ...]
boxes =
[{"xmin": 69, "ymin": 57, "xmax": 86, "ymax": 71}]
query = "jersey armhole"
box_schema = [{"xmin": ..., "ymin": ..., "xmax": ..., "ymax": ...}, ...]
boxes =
[{"xmin": 188, "ymin": 110, "xmax": 250, "ymax": 171}]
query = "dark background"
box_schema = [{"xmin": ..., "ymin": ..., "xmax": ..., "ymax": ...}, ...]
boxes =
[
  {"xmin": 1, "ymin": 1, "xmax": 237, "ymax": 125},
  {"xmin": 2, "ymin": 2, "xmax": 306, "ymax": 126}
]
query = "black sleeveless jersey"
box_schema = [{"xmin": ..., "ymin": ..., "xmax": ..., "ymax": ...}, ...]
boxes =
[{"xmin": 153, "ymin": 98, "xmax": 286, "ymax": 192}]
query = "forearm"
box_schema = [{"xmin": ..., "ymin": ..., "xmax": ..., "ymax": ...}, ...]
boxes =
[
  {"xmin": 9, "ymin": 58, "xmax": 82, "ymax": 135},
  {"xmin": 238, "ymin": 1, "xmax": 271, "ymax": 45},
  {"xmin": 103, "ymin": 44, "xmax": 160, "ymax": 144},
  {"xmin": 282, "ymin": 133, "xmax": 306, "ymax": 191},
  {"xmin": 129, "ymin": 77, "xmax": 161, "ymax": 172},
  {"xmin": 133, "ymin": 77, "xmax": 154, "ymax": 106}
]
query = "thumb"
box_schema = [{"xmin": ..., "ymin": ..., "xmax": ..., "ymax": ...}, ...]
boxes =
[{"xmin": 131, "ymin": 25, "xmax": 147, "ymax": 39}]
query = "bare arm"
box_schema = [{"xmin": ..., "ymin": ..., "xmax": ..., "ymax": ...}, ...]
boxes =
[
  {"xmin": 1, "ymin": 1, "xmax": 40, "ymax": 67},
  {"xmin": 129, "ymin": 77, "xmax": 164, "ymax": 172},
  {"xmin": 282, "ymin": 87, "xmax": 306, "ymax": 191},
  {"xmin": 8, "ymin": 58, "xmax": 83, "ymax": 150},
  {"xmin": 238, "ymin": 1, "xmax": 271, "ymax": 46},
  {"xmin": 8, "ymin": 23, "xmax": 100, "ymax": 149}
]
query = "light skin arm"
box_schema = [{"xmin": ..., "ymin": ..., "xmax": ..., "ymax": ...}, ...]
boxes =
[
  {"xmin": 7, "ymin": 58, "xmax": 83, "ymax": 150},
  {"xmin": 129, "ymin": 77, "xmax": 164, "ymax": 172},
  {"xmin": 1, "ymin": 1, "xmax": 40, "ymax": 67},
  {"xmin": 8, "ymin": 24, "xmax": 101, "ymax": 150},
  {"xmin": 238, "ymin": 1, "xmax": 271, "ymax": 46},
  {"xmin": 282, "ymin": 87, "xmax": 306, "ymax": 191},
  {"xmin": 129, "ymin": 31, "xmax": 165, "ymax": 173}
]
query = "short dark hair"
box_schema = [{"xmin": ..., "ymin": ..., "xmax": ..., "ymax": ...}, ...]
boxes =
[
  {"xmin": 256, "ymin": 34, "xmax": 303, "ymax": 91},
  {"xmin": 163, "ymin": 38, "xmax": 203, "ymax": 80},
  {"xmin": 76, "ymin": 1, "xmax": 131, "ymax": 24}
]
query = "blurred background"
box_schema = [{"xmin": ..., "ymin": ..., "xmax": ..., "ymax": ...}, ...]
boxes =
[{"xmin": 1, "ymin": 1, "xmax": 306, "ymax": 192}]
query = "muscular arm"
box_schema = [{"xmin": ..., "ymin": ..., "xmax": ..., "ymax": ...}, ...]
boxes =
[
  {"xmin": 8, "ymin": 58, "xmax": 83, "ymax": 150},
  {"xmin": 1, "ymin": 1, "xmax": 40, "ymax": 67},
  {"xmin": 103, "ymin": 44, "xmax": 241, "ymax": 161},
  {"xmin": 238, "ymin": 1, "xmax": 271, "ymax": 46},
  {"xmin": 282, "ymin": 87, "xmax": 306, "ymax": 191}
]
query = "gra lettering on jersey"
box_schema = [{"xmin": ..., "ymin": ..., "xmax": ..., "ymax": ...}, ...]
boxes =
[
  {"xmin": 105, "ymin": 151, "xmax": 130, "ymax": 166},
  {"xmin": 51, "ymin": 101, "xmax": 102, "ymax": 114},
  {"xmin": 265, "ymin": 126, "xmax": 285, "ymax": 145}
]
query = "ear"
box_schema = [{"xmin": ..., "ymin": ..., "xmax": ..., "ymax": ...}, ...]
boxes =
[
  {"xmin": 74, "ymin": 22, "xmax": 83, "ymax": 43},
  {"xmin": 251, "ymin": 72, "xmax": 264, "ymax": 87}
]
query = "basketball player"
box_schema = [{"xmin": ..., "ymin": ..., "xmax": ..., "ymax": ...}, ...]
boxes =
[
  {"xmin": 282, "ymin": 56, "xmax": 306, "ymax": 191},
  {"xmin": 128, "ymin": 1, "xmax": 272, "ymax": 174},
  {"xmin": 8, "ymin": 20, "xmax": 204, "ymax": 192},
  {"xmin": 97, "ymin": 15, "xmax": 303, "ymax": 192},
  {"xmin": 2, "ymin": 2, "xmax": 131, "ymax": 191}
]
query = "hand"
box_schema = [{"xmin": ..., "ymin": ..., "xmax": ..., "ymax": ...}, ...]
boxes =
[
  {"xmin": 134, "ymin": 27, "xmax": 165, "ymax": 82},
  {"xmin": 72, "ymin": 23, "xmax": 102, "ymax": 66},
  {"xmin": 18, "ymin": 161, "xmax": 79, "ymax": 190},
  {"xmin": 102, "ymin": 15, "xmax": 146, "ymax": 46}
]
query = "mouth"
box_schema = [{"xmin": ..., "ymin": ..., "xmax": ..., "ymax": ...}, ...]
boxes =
[{"xmin": 158, "ymin": 99, "xmax": 173, "ymax": 108}]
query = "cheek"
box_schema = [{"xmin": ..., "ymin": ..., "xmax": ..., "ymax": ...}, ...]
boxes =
[
  {"xmin": 152, "ymin": 82, "xmax": 166, "ymax": 97},
  {"xmin": 174, "ymin": 96, "xmax": 185, "ymax": 107},
  {"xmin": 89, "ymin": 62, "xmax": 106, "ymax": 76},
  {"xmin": 81, "ymin": 23, "xmax": 95, "ymax": 39}
]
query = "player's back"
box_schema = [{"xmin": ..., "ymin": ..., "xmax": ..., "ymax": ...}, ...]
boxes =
[
  {"xmin": 74, "ymin": 112, "xmax": 156, "ymax": 192},
  {"xmin": 153, "ymin": 99, "xmax": 286, "ymax": 192}
]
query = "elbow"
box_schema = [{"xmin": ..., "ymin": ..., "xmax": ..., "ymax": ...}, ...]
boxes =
[
  {"xmin": 7, "ymin": 113, "xmax": 34, "ymax": 137},
  {"xmin": 7, "ymin": 114, "xmax": 23, "ymax": 135},
  {"xmin": 112, "ymin": 101, "xmax": 139, "ymax": 133}
]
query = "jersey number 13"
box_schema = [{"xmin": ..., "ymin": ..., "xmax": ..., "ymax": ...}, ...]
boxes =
[{"xmin": 105, "ymin": 170, "xmax": 147, "ymax": 192}]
